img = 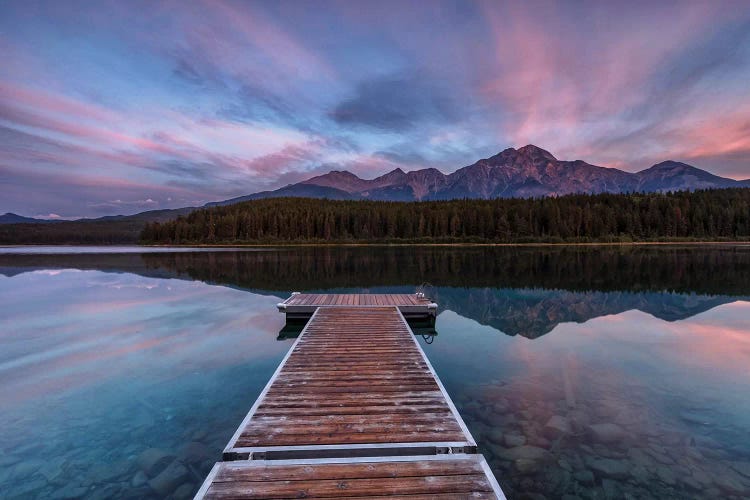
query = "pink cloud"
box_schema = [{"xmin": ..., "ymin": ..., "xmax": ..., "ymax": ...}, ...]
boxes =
[
  {"xmin": 0, "ymin": 81, "xmax": 115, "ymax": 122},
  {"xmin": 474, "ymin": 1, "xmax": 744, "ymax": 170}
]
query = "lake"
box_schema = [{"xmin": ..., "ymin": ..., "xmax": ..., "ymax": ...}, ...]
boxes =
[{"xmin": 1, "ymin": 245, "xmax": 749, "ymax": 499}]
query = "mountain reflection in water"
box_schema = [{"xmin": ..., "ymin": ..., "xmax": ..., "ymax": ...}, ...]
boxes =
[{"xmin": 2, "ymin": 245, "xmax": 749, "ymax": 339}]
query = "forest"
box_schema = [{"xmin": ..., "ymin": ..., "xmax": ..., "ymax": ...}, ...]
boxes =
[{"xmin": 140, "ymin": 188, "xmax": 750, "ymax": 244}]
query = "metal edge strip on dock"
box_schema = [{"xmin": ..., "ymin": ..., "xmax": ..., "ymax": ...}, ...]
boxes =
[
  {"xmin": 193, "ymin": 462, "xmax": 221, "ymax": 500},
  {"xmin": 227, "ymin": 441, "xmax": 474, "ymax": 461}
]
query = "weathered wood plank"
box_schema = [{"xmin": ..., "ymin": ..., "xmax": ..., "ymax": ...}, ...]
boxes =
[
  {"xmin": 213, "ymin": 458, "xmax": 485, "ymax": 482},
  {"xmin": 197, "ymin": 456, "xmax": 504, "ymax": 499},
  {"xmin": 206, "ymin": 475, "xmax": 491, "ymax": 498}
]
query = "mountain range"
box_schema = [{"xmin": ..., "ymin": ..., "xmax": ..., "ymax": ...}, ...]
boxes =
[
  {"xmin": 210, "ymin": 144, "xmax": 750, "ymax": 206},
  {"xmin": 3, "ymin": 144, "xmax": 749, "ymax": 224}
]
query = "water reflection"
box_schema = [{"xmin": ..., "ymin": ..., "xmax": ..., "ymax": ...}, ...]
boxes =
[
  {"xmin": 0, "ymin": 245, "xmax": 749, "ymax": 499},
  {"xmin": 0, "ymin": 270, "xmax": 289, "ymax": 499},
  {"xmin": 3, "ymin": 245, "xmax": 750, "ymax": 340},
  {"xmin": 430, "ymin": 306, "xmax": 750, "ymax": 498}
]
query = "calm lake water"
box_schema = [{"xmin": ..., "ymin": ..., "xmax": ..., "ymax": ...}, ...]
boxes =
[{"xmin": 1, "ymin": 245, "xmax": 749, "ymax": 499}]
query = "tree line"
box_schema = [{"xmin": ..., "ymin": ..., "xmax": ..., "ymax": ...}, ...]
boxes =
[
  {"xmin": 0, "ymin": 219, "xmax": 143, "ymax": 245},
  {"xmin": 140, "ymin": 189, "xmax": 750, "ymax": 244}
]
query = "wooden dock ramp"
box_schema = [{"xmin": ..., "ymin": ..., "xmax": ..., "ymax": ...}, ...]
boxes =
[{"xmin": 196, "ymin": 295, "xmax": 505, "ymax": 499}]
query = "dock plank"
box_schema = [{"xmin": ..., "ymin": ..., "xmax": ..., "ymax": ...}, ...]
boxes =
[{"xmin": 197, "ymin": 455, "xmax": 505, "ymax": 499}]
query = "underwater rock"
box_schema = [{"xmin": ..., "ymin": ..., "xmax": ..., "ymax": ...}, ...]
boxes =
[
  {"xmin": 528, "ymin": 435, "xmax": 551, "ymax": 449},
  {"xmin": 85, "ymin": 484, "xmax": 121, "ymax": 500},
  {"xmin": 644, "ymin": 447, "xmax": 674, "ymax": 465},
  {"xmin": 679, "ymin": 411, "xmax": 713, "ymax": 426},
  {"xmin": 173, "ymin": 482, "xmax": 195, "ymax": 499},
  {"xmin": 713, "ymin": 471, "xmax": 747, "ymax": 495},
  {"xmin": 51, "ymin": 485, "xmax": 88, "ymax": 499},
  {"xmin": 464, "ymin": 400, "xmax": 481, "ymax": 412},
  {"xmin": 181, "ymin": 441, "xmax": 214, "ymax": 462},
  {"xmin": 192, "ymin": 429, "xmax": 209, "ymax": 441},
  {"xmin": 640, "ymin": 425, "xmax": 662, "ymax": 437},
  {"xmin": 543, "ymin": 415, "xmax": 570, "ymax": 439},
  {"xmin": 601, "ymin": 478, "xmax": 622, "ymax": 498},
  {"xmin": 492, "ymin": 399, "xmax": 510, "ymax": 414},
  {"xmin": 137, "ymin": 448, "xmax": 175, "ymax": 477},
  {"xmin": 588, "ymin": 423, "xmax": 626, "ymax": 444},
  {"xmin": 131, "ymin": 470, "xmax": 148, "ymax": 488},
  {"xmin": 487, "ymin": 428, "xmax": 505, "ymax": 445},
  {"xmin": 504, "ymin": 433, "xmax": 526, "ymax": 447},
  {"xmin": 714, "ymin": 475, "xmax": 748, "ymax": 495},
  {"xmin": 731, "ymin": 461, "xmax": 750, "ymax": 479},
  {"xmin": 655, "ymin": 465, "xmax": 676, "ymax": 486},
  {"xmin": 90, "ymin": 463, "xmax": 125, "ymax": 483},
  {"xmin": 514, "ymin": 458, "xmax": 538, "ymax": 475},
  {"xmin": 11, "ymin": 459, "xmax": 44, "ymax": 479},
  {"xmin": 573, "ymin": 469, "xmax": 594, "ymax": 485},
  {"xmin": 497, "ymin": 445, "xmax": 552, "ymax": 462},
  {"xmin": 689, "ymin": 467, "xmax": 713, "ymax": 486},
  {"xmin": 681, "ymin": 475, "xmax": 702, "ymax": 491},
  {"xmin": 630, "ymin": 465, "xmax": 649, "ymax": 484},
  {"xmin": 685, "ymin": 446, "xmax": 703, "ymax": 460},
  {"xmin": 148, "ymin": 461, "xmax": 189, "ymax": 496},
  {"xmin": 585, "ymin": 457, "xmax": 630, "ymax": 479},
  {"xmin": 542, "ymin": 467, "xmax": 569, "ymax": 493},
  {"xmin": 38, "ymin": 458, "xmax": 66, "ymax": 483},
  {"xmin": 626, "ymin": 447, "xmax": 650, "ymax": 466}
]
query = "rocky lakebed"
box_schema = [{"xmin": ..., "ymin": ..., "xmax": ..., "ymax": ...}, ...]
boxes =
[{"xmin": 457, "ymin": 375, "xmax": 750, "ymax": 499}]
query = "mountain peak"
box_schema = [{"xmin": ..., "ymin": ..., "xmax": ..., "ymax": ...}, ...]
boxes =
[
  {"xmin": 516, "ymin": 144, "xmax": 557, "ymax": 161},
  {"xmin": 378, "ymin": 167, "xmax": 406, "ymax": 178},
  {"xmin": 321, "ymin": 169, "xmax": 359, "ymax": 178},
  {"xmin": 647, "ymin": 160, "xmax": 693, "ymax": 170},
  {"xmin": 0, "ymin": 212, "xmax": 53, "ymax": 224},
  {"xmin": 640, "ymin": 160, "xmax": 723, "ymax": 178},
  {"xmin": 302, "ymin": 169, "xmax": 370, "ymax": 193}
]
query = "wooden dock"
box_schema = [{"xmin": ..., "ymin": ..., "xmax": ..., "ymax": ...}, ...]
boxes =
[{"xmin": 196, "ymin": 295, "xmax": 504, "ymax": 499}]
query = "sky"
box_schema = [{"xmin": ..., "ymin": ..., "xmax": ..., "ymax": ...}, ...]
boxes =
[{"xmin": 1, "ymin": 0, "xmax": 749, "ymax": 218}]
